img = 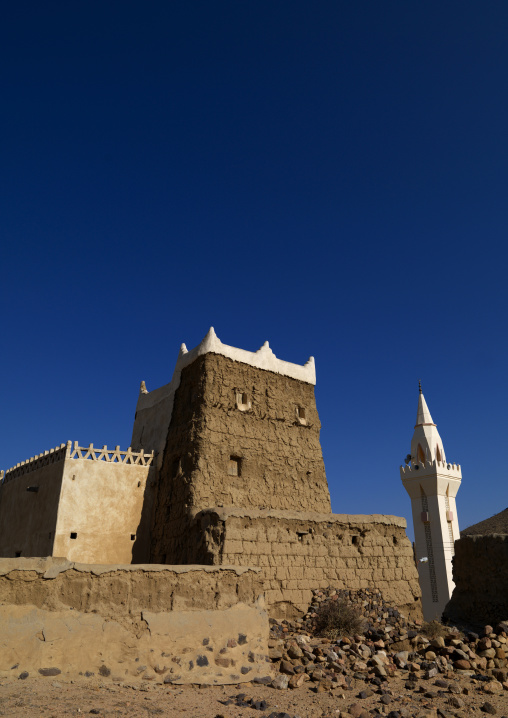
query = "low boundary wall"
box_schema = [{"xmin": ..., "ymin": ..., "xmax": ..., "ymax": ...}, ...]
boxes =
[
  {"xmin": 0, "ymin": 558, "xmax": 270, "ymax": 685},
  {"xmin": 444, "ymin": 534, "xmax": 508, "ymax": 628},
  {"xmin": 190, "ymin": 508, "xmax": 423, "ymax": 619}
]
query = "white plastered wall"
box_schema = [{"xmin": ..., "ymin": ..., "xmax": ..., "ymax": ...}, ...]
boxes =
[{"xmin": 53, "ymin": 457, "xmax": 154, "ymax": 564}]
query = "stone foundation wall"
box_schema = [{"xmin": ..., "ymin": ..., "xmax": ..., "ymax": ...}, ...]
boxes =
[
  {"xmin": 0, "ymin": 558, "xmax": 270, "ymax": 685},
  {"xmin": 190, "ymin": 509, "xmax": 423, "ymax": 619},
  {"xmin": 444, "ymin": 534, "xmax": 508, "ymax": 628}
]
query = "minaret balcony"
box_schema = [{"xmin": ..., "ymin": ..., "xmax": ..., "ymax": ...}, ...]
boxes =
[{"xmin": 400, "ymin": 458, "xmax": 462, "ymax": 481}]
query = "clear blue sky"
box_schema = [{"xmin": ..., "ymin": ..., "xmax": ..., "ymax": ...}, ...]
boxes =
[{"xmin": 2, "ymin": 2, "xmax": 508, "ymax": 540}]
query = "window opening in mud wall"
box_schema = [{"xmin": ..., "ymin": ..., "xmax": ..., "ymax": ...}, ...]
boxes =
[
  {"xmin": 235, "ymin": 391, "xmax": 251, "ymax": 411},
  {"xmin": 228, "ymin": 456, "xmax": 242, "ymax": 477},
  {"xmin": 296, "ymin": 406, "xmax": 307, "ymax": 425}
]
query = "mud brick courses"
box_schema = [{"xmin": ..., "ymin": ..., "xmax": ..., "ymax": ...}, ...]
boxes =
[
  {"xmin": 189, "ymin": 509, "xmax": 422, "ymax": 619},
  {"xmin": 151, "ymin": 353, "xmax": 331, "ymax": 563},
  {"xmin": 444, "ymin": 534, "xmax": 508, "ymax": 628}
]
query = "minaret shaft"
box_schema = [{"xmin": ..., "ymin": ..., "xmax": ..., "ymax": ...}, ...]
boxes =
[{"xmin": 400, "ymin": 389, "xmax": 462, "ymax": 621}]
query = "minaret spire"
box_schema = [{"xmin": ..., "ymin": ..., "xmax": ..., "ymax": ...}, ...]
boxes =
[
  {"xmin": 415, "ymin": 386, "xmax": 435, "ymax": 428},
  {"xmin": 400, "ymin": 385, "xmax": 462, "ymax": 621}
]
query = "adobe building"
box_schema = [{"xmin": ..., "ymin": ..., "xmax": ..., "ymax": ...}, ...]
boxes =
[
  {"xmin": 0, "ymin": 442, "xmax": 155, "ymax": 563},
  {"xmin": 0, "ymin": 328, "xmax": 422, "ymax": 618},
  {"xmin": 400, "ymin": 384, "xmax": 461, "ymax": 621}
]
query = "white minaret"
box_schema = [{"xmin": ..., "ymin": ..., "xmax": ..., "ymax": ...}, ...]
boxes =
[{"xmin": 400, "ymin": 383, "xmax": 461, "ymax": 621}]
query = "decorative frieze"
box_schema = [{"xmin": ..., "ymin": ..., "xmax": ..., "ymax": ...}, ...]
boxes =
[{"xmin": 1, "ymin": 441, "xmax": 155, "ymax": 484}]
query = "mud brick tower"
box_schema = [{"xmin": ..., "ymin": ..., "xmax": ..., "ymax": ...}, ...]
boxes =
[
  {"xmin": 400, "ymin": 383, "xmax": 461, "ymax": 621},
  {"xmin": 130, "ymin": 328, "xmax": 421, "ymax": 618},
  {"xmin": 131, "ymin": 328, "xmax": 331, "ymax": 563}
]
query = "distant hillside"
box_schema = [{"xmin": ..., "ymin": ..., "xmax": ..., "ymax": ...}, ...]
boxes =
[{"xmin": 461, "ymin": 507, "xmax": 508, "ymax": 536}]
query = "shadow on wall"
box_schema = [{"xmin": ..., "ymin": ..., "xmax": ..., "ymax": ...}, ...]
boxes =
[
  {"xmin": 443, "ymin": 534, "xmax": 508, "ymax": 629},
  {"xmin": 131, "ymin": 475, "xmax": 155, "ymax": 563}
]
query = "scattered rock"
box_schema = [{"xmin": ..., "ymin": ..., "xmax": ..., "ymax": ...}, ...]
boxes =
[
  {"xmin": 38, "ymin": 667, "xmax": 61, "ymax": 677},
  {"xmin": 348, "ymin": 703, "xmax": 366, "ymax": 718},
  {"xmin": 358, "ymin": 688, "xmax": 374, "ymax": 698},
  {"xmin": 447, "ymin": 696, "xmax": 465, "ymax": 708},
  {"xmin": 271, "ymin": 674, "xmax": 289, "ymax": 690},
  {"xmin": 481, "ymin": 702, "xmax": 497, "ymax": 715}
]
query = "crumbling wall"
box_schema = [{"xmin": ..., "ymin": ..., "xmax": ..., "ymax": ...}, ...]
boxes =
[
  {"xmin": 190, "ymin": 509, "xmax": 423, "ymax": 619},
  {"xmin": 0, "ymin": 558, "xmax": 270, "ymax": 685},
  {"xmin": 151, "ymin": 353, "xmax": 331, "ymax": 563},
  {"xmin": 444, "ymin": 534, "xmax": 508, "ymax": 628}
]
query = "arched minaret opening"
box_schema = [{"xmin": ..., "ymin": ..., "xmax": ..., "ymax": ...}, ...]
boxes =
[
  {"xmin": 436, "ymin": 445, "xmax": 442, "ymax": 462},
  {"xmin": 417, "ymin": 444, "xmax": 426, "ymax": 465}
]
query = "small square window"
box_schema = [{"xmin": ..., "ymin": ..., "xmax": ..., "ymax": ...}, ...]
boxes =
[
  {"xmin": 70, "ymin": 532, "xmax": 77, "ymax": 539},
  {"xmin": 228, "ymin": 456, "xmax": 242, "ymax": 477},
  {"xmin": 131, "ymin": 534, "xmax": 136, "ymax": 541},
  {"xmin": 235, "ymin": 391, "xmax": 251, "ymax": 411},
  {"xmin": 296, "ymin": 406, "xmax": 307, "ymax": 425},
  {"xmin": 15, "ymin": 551, "xmax": 21, "ymax": 557}
]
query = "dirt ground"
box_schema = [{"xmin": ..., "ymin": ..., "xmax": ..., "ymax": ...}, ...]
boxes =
[{"xmin": 1, "ymin": 673, "xmax": 508, "ymax": 718}]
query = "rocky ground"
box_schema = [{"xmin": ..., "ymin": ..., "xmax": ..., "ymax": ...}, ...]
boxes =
[{"xmin": 1, "ymin": 588, "xmax": 508, "ymax": 718}]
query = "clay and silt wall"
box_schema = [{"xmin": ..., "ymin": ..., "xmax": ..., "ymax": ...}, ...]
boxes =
[
  {"xmin": 444, "ymin": 534, "xmax": 508, "ymax": 628},
  {"xmin": 54, "ymin": 455, "xmax": 154, "ymax": 564},
  {"xmin": 0, "ymin": 445, "xmax": 154, "ymax": 564},
  {"xmin": 184, "ymin": 508, "xmax": 422, "ymax": 619},
  {"xmin": 0, "ymin": 447, "xmax": 66, "ymax": 558},
  {"xmin": 150, "ymin": 353, "xmax": 331, "ymax": 563},
  {"xmin": 0, "ymin": 558, "xmax": 270, "ymax": 685}
]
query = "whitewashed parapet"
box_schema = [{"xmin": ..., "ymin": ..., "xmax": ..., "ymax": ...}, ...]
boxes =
[
  {"xmin": 67, "ymin": 441, "xmax": 155, "ymax": 466},
  {"xmin": 1, "ymin": 442, "xmax": 155, "ymax": 485},
  {"xmin": 136, "ymin": 326, "xmax": 316, "ymax": 415},
  {"xmin": 180, "ymin": 326, "xmax": 316, "ymax": 384},
  {"xmin": 1, "ymin": 443, "xmax": 68, "ymax": 484}
]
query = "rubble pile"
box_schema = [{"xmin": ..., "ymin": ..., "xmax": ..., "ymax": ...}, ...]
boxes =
[{"xmin": 264, "ymin": 588, "xmax": 508, "ymax": 717}]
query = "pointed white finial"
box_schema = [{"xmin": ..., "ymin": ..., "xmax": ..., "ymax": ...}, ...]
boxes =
[
  {"xmin": 179, "ymin": 343, "xmax": 188, "ymax": 355},
  {"xmin": 199, "ymin": 326, "xmax": 221, "ymax": 354},
  {"xmin": 416, "ymin": 386, "xmax": 434, "ymax": 426},
  {"xmin": 140, "ymin": 380, "xmax": 148, "ymax": 394}
]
